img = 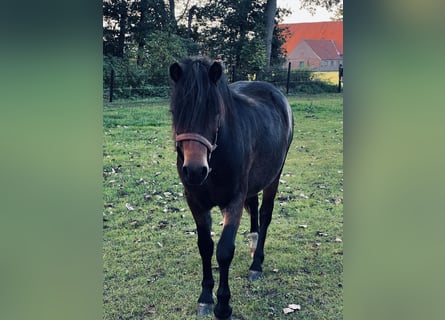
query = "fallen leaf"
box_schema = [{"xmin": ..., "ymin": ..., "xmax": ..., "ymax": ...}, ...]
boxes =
[
  {"xmin": 298, "ymin": 224, "xmax": 308, "ymax": 229},
  {"xmin": 283, "ymin": 307, "xmax": 294, "ymax": 314},
  {"xmin": 334, "ymin": 237, "xmax": 343, "ymax": 243},
  {"xmin": 288, "ymin": 304, "xmax": 301, "ymax": 311},
  {"xmin": 125, "ymin": 203, "xmax": 135, "ymax": 211},
  {"xmin": 299, "ymin": 192, "xmax": 309, "ymax": 199}
]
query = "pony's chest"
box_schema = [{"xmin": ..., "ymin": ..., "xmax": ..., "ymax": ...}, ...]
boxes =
[{"xmin": 205, "ymin": 171, "xmax": 239, "ymax": 206}]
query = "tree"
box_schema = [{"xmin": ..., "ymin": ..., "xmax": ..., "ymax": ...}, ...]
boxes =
[
  {"xmin": 330, "ymin": 3, "xmax": 343, "ymax": 21},
  {"xmin": 195, "ymin": 0, "xmax": 287, "ymax": 79},
  {"xmin": 103, "ymin": 0, "xmax": 129, "ymax": 58},
  {"xmin": 169, "ymin": 0, "xmax": 177, "ymax": 31},
  {"xmin": 264, "ymin": 0, "xmax": 277, "ymax": 72},
  {"xmin": 299, "ymin": 0, "xmax": 343, "ymax": 15},
  {"xmin": 130, "ymin": 0, "xmax": 170, "ymax": 66},
  {"xmin": 103, "ymin": 0, "xmax": 290, "ymax": 90}
]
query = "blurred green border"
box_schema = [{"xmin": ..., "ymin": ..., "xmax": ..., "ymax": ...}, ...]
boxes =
[
  {"xmin": 0, "ymin": 1, "xmax": 103, "ymax": 319},
  {"xmin": 345, "ymin": 1, "xmax": 445, "ymax": 319}
]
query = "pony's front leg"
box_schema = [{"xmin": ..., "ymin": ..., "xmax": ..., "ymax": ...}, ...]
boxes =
[
  {"xmin": 214, "ymin": 200, "xmax": 243, "ymax": 320},
  {"xmin": 192, "ymin": 211, "xmax": 215, "ymax": 316}
]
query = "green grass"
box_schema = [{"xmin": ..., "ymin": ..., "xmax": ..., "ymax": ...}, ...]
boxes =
[{"xmin": 103, "ymin": 93, "xmax": 343, "ymax": 319}]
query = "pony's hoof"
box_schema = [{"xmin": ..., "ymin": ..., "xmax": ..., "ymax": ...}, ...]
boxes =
[
  {"xmin": 214, "ymin": 305, "xmax": 232, "ymax": 320},
  {"xmin": 197, "ymin": 303, "xmax": 213, "ymax": 316},
  {"xmin": 248, "ymin": 270, "xmax": 262, "ymax": 281}
]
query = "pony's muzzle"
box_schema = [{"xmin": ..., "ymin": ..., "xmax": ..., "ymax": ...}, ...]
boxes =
[
  {"xmin": 180, "ymin": 140, "xmax": 211, "ymax": 185},
  {"xmin": 182, "ymin": 163, "xmax": 209, "ymax": 185}
]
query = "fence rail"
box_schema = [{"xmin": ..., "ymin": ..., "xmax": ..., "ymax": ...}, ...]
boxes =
[{"xmin": 104, "ymin": 63, "xmax": 343, "ymax": 102}]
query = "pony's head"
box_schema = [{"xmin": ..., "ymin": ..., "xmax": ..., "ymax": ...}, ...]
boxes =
[{"xmin": 169, "ymin": 56, "xmax": 227, "ymax": 185}]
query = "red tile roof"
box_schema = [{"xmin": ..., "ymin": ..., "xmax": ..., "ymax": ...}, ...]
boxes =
[
  {"xmin": 302, "ymin": 39, "xmax": 342, "ymax": 59},
  {"xmin": 279, "ymin": 21, "xmax": 343, "ymax": 56}
]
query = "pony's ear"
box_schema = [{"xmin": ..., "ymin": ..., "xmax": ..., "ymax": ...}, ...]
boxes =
[
  {"xmin": 169, "ymin": 62, "xmax": 182, "ymax": 82},
  {"xmin": 209, "ymin": 61, "xmax": 222, "ymax": 83}
]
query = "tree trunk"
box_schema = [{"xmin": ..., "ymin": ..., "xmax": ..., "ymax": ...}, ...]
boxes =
[
  {"xmin": 117, "ymin": 0, "xmax": 128, "ymax": 58},
  {"xmin": 136, "ymin": 0, "xmax": 148, "ymax": 66},
  {"xmin": 187, "ymin": 5, "xmax": 197, "ymax": 39},
  {"xmin": 169, "ymin": 0, "xmax": 177, "ymax": 31},
  {"xmin": 264, "ymin": 0, "xmax": 277, "ymax": 72}
]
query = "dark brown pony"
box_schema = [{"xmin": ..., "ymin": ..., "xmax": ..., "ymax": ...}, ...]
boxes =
[{"xmin": 169, "ymin": 56, "xmax": 293, "ymax": 319}]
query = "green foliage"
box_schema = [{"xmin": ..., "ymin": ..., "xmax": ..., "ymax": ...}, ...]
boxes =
[
  {"xmin": 295, "ymin": 81, "xmax": 338, "ymax": 94},
  {"xmin": 103, "ymin": 31, "xmax": 187, "ymax": 99},
  {"xmin": 259, "ymin": 68, "xmax": 338, "ymax": 94},
  {"xmin": 196, "ymin": 0, "xmax": 287, "ymax": 79},
  {"xmin": 103, "ymin": 0, "xmax": 290, "ymax": 96},
  {"xmin": 103, "ymin": 94, "xmax": 343, "ymax": 319},
  {"xmin": 103, "ymin": 55, "xmax": 146, "ymax": 89},
  {"xmin": 142, "ymin": 32, "xmax": 188, "ymax": 85},
  {"xmin": 299, "ymin": 0, "xmax": 343, "ymax": 15}
]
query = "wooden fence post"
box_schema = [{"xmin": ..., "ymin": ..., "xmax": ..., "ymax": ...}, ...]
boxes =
[
  {"xmin": 286, "ymin": 62, "xmax": 291, "ymax": 94},
  {"xmin": 109, "ymin": 69, "xmax": 115, "ymax": 102},
  {"xmin": 338, "ymin": 64, "xmax": 343, "ymax": 93}
]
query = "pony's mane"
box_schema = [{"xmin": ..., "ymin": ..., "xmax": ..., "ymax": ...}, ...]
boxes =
[{"xmin": 170, "ymin": 56, "xmax": 231, "ymax": 134}]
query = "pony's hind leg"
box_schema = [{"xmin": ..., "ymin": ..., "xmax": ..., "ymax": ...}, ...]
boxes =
[
  {"xmin": 244, "ymin": 195, "xmax": 259, "ymax": 258},
  {"xmin": 248, "ymin": 176, "xmax": 280, "ymax": 281}
]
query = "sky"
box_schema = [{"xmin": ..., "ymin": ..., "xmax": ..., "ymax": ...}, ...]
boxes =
[
  {"xmin": 172, "ymin": 1, "xmax": 336, "ymax": 25},
  {"xmin": 277, "ymin": 0, "xmax": 334, "ymax": 23}
]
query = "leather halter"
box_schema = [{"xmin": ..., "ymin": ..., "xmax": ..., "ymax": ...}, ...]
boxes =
[
  {"xmin": 175, "ymin": 116, "xmax": 221, "ymax": 160},
  {"xmin": 175, "ymin": 133, "xmax": 218, "ymax": 153}
]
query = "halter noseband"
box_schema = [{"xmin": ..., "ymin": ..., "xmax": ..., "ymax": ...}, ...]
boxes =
[
  {"xmin": 175, "ymin": 116, "xmax": 220, "ymax": 159},
  {"xmin": 175, "ymin": 133, "xmax": 218, "ymax": 153}
]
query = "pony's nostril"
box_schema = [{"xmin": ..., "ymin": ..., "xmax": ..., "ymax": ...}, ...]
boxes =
[{"xmin": 182, "ymin": 165, "xmax": 209, "ymax": 185}]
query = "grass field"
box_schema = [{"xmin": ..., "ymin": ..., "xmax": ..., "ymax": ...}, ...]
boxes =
[{"xmin": 103, "ymin": 93, "xmax": 343, "ymax": 319}]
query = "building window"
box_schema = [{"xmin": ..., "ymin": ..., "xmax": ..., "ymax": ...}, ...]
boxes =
[{"xmin": 299, "ymin": 61, "xmax": 304, "ymax": 68}]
